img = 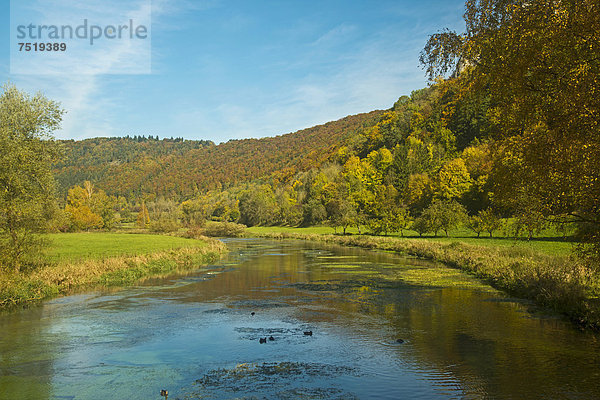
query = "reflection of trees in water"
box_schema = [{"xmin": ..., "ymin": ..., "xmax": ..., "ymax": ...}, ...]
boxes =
[
  {"xmin": 348, "ymin": 284, "xmax": 600, "ymax": 399},
  {"xmin": 205, "ymin": 240, "xmax": 600, "ymax": 399}
]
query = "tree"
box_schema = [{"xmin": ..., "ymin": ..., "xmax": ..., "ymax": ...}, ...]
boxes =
[
  {"xmin": 404, "ymin": 173, "xmax": 433, "ymax": 215},
  {"xmin": 421, "ymin": 200, "xmax": 467, "ymax": 237},
  {"xmin": 65, "ymin": 182, "xmax": 117, "ymax": 231},
  {"xmin": 421, "ymin": 0, "xmax": 600, "ymax": 264},
  {"xmin": 238, "ymin": 184, "xmax": 277, "ymax": 226},
  {"xmin": 466, "ymin": 214, "xmax": 485, "ymax": 237},
  {"xmin": 412, "ymin": 216, "xmax": 432, "ymax": 237},
  {"xmin": 367, "ymin": 185, "xmax": 408, "ymax": 236},
  {"xmin": 137, "ymin": 201, "xmax": 150, "ymax": 227},
  {"xmin": 467, "ymin": 208, "xmax": 502, "ymax": 237},
  {"xmin": 435, "ymin": 158, "xmax": 472, "ymax": 201},
  {"xmin": 479, "ymin": 208, "xmax": 502, "ymax": 238},
  {"xmin": 326, "ymin": 197, "xmax": 357, "ymax": 235},
  {"xmin": 512, "ymin": 209, "xmax": 546, "ymax": 241},
  {"xmin": 0, "ymin": 84, "xmax": 63, "ymax": 272}
]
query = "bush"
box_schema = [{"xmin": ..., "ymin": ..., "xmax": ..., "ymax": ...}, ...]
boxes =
[
  {"xmin": 203, "ymin": 221, "xmax": 246, "ymax": 237},
  {"xmin": 149, "ymin": 218, "xmax": 180, "ymax": 233}
]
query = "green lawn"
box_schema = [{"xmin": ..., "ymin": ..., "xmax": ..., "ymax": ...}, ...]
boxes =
[
  {"xmin": 45, "ymin": 232, "xmax": 207, "ymax": 262},
  {"xmin": 246, "ymin": 225, "xmax": 575, "ymax": 256}
]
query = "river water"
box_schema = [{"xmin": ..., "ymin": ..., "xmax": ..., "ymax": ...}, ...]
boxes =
[{"xmin": 1, "ymin": 239, "xmax": 599, "ymax": 399}]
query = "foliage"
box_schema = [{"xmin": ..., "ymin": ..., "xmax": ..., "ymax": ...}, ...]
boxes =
[
  {"xmin": 421, "ymin": 0, "xmax": 600, "ymax": 265},
  {"xmin": 467, "ymin": 208, "xmax": 502, "ymax": 237},
  {"xmin": 149, "ymin": 217, "xmax": 180, "ymax": 233},
  {"xmin": 202, "ymin": 221, "xmax": 247, "ymax": 238},
  {"xmin": 137, "ymin": 202, "xmax": 150, "ymax": 227},
  {"xmin": 0, "ymin": 84, "xmax": 63, "ymax": 272},
  {"xmin": 238, "ymin": 185, "xmax": 277, "ymax": 226},
  {"xmin": 65, "ymin": 181, "xmax": 117, "ymax": 230},
  {"xmin": 435, "ymin": 158, "xmax": 472, "ymax": 201},
  {"xmin": 53, "ymin": 111, "xmax": 383, "ymax": 199},
  {"xmin": 421, "ymin": 200, "xmax": 467, "ymax": 237}
]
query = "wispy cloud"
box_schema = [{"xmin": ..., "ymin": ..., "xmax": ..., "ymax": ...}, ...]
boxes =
[{"xmin": 173, "ymin": 24, "xmax": 428, "ymax": 142}]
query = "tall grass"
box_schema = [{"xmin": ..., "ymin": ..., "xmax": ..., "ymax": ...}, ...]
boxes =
[{"xmin": 252, "ymin": 231, "xmax": 600, "ymax": 329}]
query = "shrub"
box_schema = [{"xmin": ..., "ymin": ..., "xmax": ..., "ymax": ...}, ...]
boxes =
[
  {"xmin": 149, "ymin": 218, "xmax": 180, "ymax": 233},
  {"xmin": 203, "ymin": 221, "xmax": 246, "ymax": 237}
]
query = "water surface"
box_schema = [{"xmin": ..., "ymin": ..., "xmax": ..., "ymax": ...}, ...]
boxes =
[{"xmin": 1, "ymin": 239, "xmax": 599, "ymax": 399}]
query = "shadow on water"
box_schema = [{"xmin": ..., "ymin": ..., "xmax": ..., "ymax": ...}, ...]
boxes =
[{"xmin": 0, "ymin": 238, "xmax": 599, "ymax": 400}]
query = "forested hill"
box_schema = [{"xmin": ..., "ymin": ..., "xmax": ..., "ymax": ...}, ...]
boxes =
[{"xmin": 53, "ymin": 110, "xmax": 383, "ymax": 199}]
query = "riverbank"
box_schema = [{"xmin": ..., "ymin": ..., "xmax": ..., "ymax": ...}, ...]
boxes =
[
  {"xmin": 0, "ymin": 233, "xmax": 226, "ymax": 309},
  {"xmin": 248, "ymin": 230, "xmax": 600, "ymax": 329}
]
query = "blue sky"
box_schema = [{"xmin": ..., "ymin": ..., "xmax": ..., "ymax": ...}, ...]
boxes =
[{"xmin": 0, "ymin": 0, "xmax": 465, "ymax": 142}]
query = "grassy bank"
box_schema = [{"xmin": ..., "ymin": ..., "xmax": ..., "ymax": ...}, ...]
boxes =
[
  {"xmin": 246, "ymin": 226, "xmax": 574, "ymax": 256},
  {"xmin": 249, "ymin": 229, "xmax": 600, "ymax": 329},
  {"xmin": 0, "ymin": 233, "xmax": 226, "ymax": 309}
]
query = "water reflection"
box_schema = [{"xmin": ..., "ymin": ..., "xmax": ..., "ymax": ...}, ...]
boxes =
[{"xmin": 0, "ymin": 238, "xmax": 598, "ymax": 399}]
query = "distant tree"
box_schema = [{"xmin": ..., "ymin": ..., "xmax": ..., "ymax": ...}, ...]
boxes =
[
  {"xmin": 404, "ymin": 173, "xmax": 433, "ymax": 215},
  {"xmin": 0, "ymin": 84, "xmax": 63, "ymax": 272},
  {"xmin": 238, "ymin": 184, "xmax": 277, "ymax": 226},
  {"xmin": 421, "ymin": 200, "xmax": 467, "ymax": 237},
  {"xmin": 466, "ymin": 214, "xmax": 485, "ymax": 238},
  {"xmin": 326, "ymin": 196, "xmax": 357, "ymax": 235},
  {"xmin": 65, "ymin": 182, "xmax": 117, "ymax": 230},
  {"xmin": 137, "ymin": 201, "xmax": 150, "ymax": 227},
  {"xmin": 479, "ymin": 208, "xmax": 502, "ymax": 238},
  {"xmin": 367, "ymin": 185, "xmax": 408, "ymax": 236},
  {"xmin": 435, "ymin": 158, "xmax": 472, "ymax": 201},
  {"xmin": 513, "ymin": 209, "xmax": 546, "ymax": 241},
  {"xmin": 412, "ymin": 216, "xmax": 432, "ymax": 237},
  {"xmin": 302, "ymin": 198, "xmax": 327, "ymax": 226}
]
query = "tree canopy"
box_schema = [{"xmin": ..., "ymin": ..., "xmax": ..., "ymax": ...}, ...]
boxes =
[
  {"xmin": 0, "ymin": 84, "xmax": 63, "ymax": 272},
  {"xmin": 421, "ymin": 0, "xmax": 600, "ymax": 262}
]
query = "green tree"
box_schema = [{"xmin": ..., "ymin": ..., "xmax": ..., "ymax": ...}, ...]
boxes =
[
  {"xmin": 238, "ymin": 184, "xmax": 277, "ymax": 226},
  {"xmin": 412, "ymin": 216, "xmax": 433, "ymax": 237},
  {"xmin": 367, "ymin": 185, "xmax": 408, "ymax": 236},
  {"xmin": 422, "ymin": 0, "xmax": 600, "ymax": 264},
  {"xmin": 435, "ymin": 158, "xmax": 472, "ymax": 201},
  {"xmin": 421, "ymin": 200, "xmax": 467, "ymax": 237},
  {"xmin": 326, "ymin": 196, "xmax": 357, "ymax": 235},
  {"xmin": 65, "ymin": 181, "xmax": 117, "ymax": 230},
  {"xmin": 479, "ymin": 208, "xmax": 502, "ymax": 238},
  {"xmin": 404, "ymin": 173, "xmax": 433, "ymax": 215},
  {"xmin": 466, "ymin": 214, "xmax": 485, "ymax": 238},
  {"xmin": 0, "ymin": 84, "xmax": 63, "ymax": 272},
  {"xmin": 137, "ymin": 201, "xmax": 150, "ymax": 227}
]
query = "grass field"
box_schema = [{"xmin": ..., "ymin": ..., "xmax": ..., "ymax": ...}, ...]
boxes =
[
  {"xmin": 246, "ymin": 226, "xmax": 575, "ymax": 256},
  {"xmin": 1, "ymin": 232, "xmax": 226, "ymax": 309},
  {"xmin": 45, "ymin": 232, "xmax": 207, "ymax": 262}
]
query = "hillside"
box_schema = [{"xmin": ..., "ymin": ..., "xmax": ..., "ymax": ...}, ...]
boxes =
[{"xmin": 53, "ymin": 110, "xmax": 383, "ymax": 199}]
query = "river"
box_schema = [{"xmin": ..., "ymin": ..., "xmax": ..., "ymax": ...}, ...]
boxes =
[{"xmin": 1, "ymin": 238, "xmax": 599, "ymax": 399}]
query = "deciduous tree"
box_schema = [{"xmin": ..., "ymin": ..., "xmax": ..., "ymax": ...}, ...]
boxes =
[{"xmin": 0, "ymin": 84, "xmax": 63, "ymax": 272}]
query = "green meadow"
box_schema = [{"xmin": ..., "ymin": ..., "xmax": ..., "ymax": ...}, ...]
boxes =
[
  {"xmin": 45, "ymin": 232, "xmax": 207, "ymax": 262},
  {"xmin": 1, "ymin": 233, "xmax": 225, "ymax": 309}
]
